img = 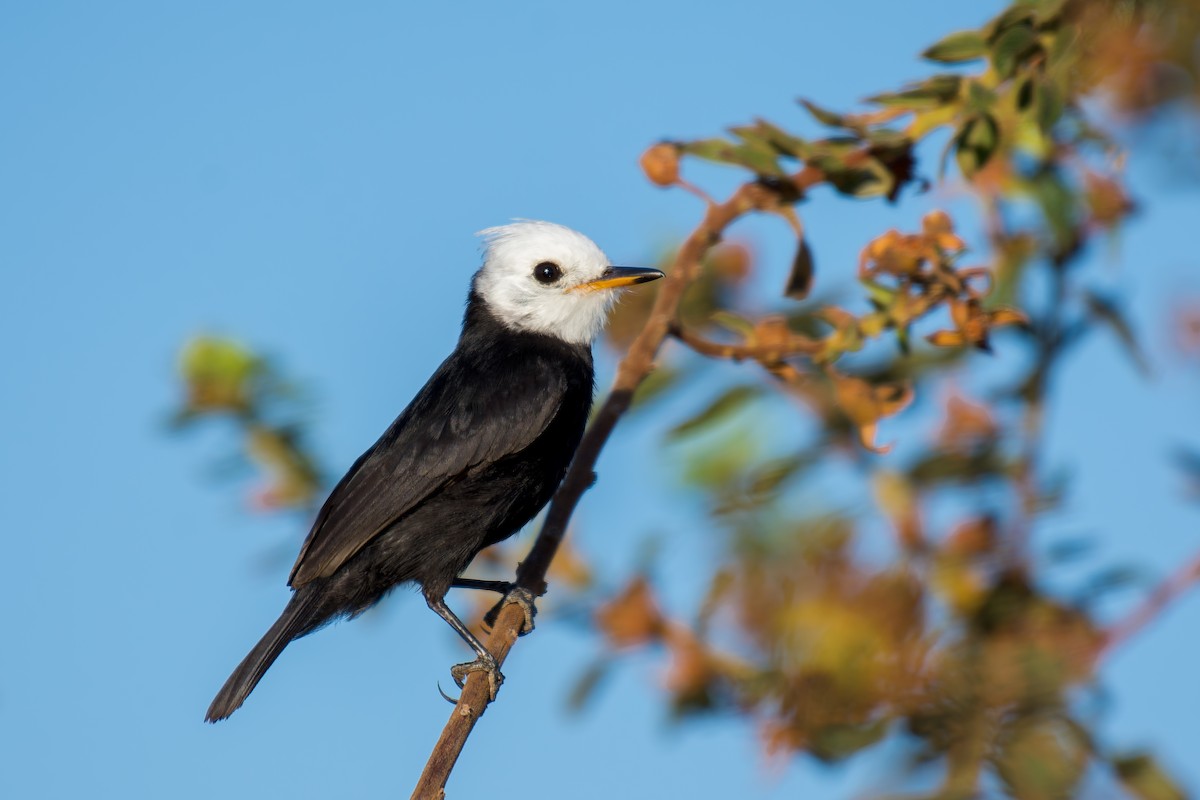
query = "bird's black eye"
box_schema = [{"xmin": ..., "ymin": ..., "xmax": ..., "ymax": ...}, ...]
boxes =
[{"xmin": 533, "ymin": 261, "xmax": 563, "ymax": 284}]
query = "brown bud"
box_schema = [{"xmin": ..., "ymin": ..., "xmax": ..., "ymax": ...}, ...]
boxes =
[
  {"xmin": 640, "ymin": 143, "xmax": 680, "ymax": 187},
  {"xmin": 921, "ymin": 209, "xmax": 953, "ymax": 236}
]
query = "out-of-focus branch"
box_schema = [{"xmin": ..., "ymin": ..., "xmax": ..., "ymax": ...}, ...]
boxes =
[
  {"xmin": 670, "ymin": 321, "xmax": 822, "ymax": 362},
  {"xmin": 1098, "ymin": 551, "xmax": 1200, "ymax": 660},
  {"xmin": 409, "ymin": 180, "xmax": 785, "ymax": 799}
]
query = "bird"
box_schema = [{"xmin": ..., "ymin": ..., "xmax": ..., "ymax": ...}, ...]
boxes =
[{"xmin": 205, "ymin": 220, "xmax": 664, "ymax": 722}]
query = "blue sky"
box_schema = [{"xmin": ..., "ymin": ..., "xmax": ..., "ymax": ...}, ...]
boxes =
[{"xmin": 2, "ymin": 2, "xmax": 1199, "ymax": 798}]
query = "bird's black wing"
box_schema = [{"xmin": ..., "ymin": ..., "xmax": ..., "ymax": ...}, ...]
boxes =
[{"xmin": 288, "ymin": 348, "xmax": 568, "ymax": 588}]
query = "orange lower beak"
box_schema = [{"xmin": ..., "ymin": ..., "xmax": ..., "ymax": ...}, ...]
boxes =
[{"xmin": 574, "ymin": 266, "xmax": 665, "ymax": 292}]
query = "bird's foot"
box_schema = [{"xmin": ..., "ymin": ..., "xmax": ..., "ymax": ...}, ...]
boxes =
[
  {"xmin": 483, "ymin": 585, "xmax": 538, "ymax": 636},
  {"xmin": 450, "ymin": 652, "xmax": 504, "ymax": 701}
]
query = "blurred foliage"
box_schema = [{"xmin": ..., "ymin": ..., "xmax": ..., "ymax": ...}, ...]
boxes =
[
  {"xmin": 583, "ymin": 1, "xmax": 1199, "ymax": 797},
  {"xmin": 172, "ymin": 336, "xmax": 321, "ymax": 511},
  {"xmin": 171, "ymin": 0, "xmax": 1200, "ymax": 796}
]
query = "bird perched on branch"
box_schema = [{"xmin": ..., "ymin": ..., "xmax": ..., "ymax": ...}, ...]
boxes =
[{"xmin": 206, "ymin": 221, "xmax": 663, "ymax": 721}]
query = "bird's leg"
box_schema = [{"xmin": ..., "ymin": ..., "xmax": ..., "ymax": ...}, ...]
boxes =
[
  {"xmin": 451, "ymin": 578, "xmax": 511, "ymax": 594},
  {"xmin": 451, "ymin": 578, "xmax": 538, "ymax": 635},
  {"xmin": 424, "ymin": 592, "xmax": 503, "ymax": 700},
  {"xmin": 451, "ymin": 578, "xmax": 537, "ymax": 635}
]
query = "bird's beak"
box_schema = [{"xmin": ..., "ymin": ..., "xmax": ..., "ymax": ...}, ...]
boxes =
[{"xmin": 573, "ymin": 266, "xmax": 665, "ymax": 292}]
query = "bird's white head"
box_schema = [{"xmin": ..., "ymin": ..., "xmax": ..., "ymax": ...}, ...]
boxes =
[{"xmin": 473, "ymin": 220, "xmax": 663, "ymax": 345}]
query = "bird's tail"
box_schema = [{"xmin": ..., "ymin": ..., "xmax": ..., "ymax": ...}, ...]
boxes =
[{"xmin": 205, "ymin": 588, "xmax": 322, "ymax": 723}]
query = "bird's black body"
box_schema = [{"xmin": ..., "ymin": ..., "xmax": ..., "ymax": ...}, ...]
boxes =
[{"xmin": 206, "ymin": 293, "xmax": 594, "ymax": 721}]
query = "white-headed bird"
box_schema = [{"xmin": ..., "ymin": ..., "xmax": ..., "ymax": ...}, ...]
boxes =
[{"xmin": 206, "ymin": 221, "xmax": 663, "ymax": 721}]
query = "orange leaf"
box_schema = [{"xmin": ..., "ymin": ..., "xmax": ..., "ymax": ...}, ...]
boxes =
[
  {"xmin": 1084, "ymin": 171, "xmax": 1134, "ymax": 227},
  {"xmin": 945, "ymin": 516, "xmax": 997, "ymax": 556},
  {"xmin": 988, "ymin": 306, "xmax": 1028, "ymax": 328},
  {"xmin": 595, "ymin": 576, "xmax": 665, "ymax": 648},
  {"xmin": 663, "ymin": 626, "xmax": 714, "ymax": 699},
  {"xmin": 833, "ymin": 374, "xmax": 914, "ymax": 453},
  {"xmin": 937, "ymin": 393, "xmax": 996, "ymax": 451},
  {"xmin": 926, "ymin": 329, "xmax": 966, "ymax": 347},
  {"xmin": 753, "ymin": 315, "xmax": 793, "ymax": 350}
]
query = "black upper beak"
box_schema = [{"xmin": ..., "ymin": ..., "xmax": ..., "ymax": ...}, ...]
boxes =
[{"xmin": 576, "ymin": 266, "xmax": 665, "ymax": 292}]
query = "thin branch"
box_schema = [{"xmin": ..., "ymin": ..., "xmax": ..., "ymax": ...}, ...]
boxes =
[
  {"xmin": 409, "ymin": 180, "xmax": 779, "ymax": 799},
  {"xmin": 670, "ymin": 321, "xmax": 822, "ymax": 363},
  {"xmin": 1098, "ymin": 550, "xmax": 1200, "ymax": 660}
]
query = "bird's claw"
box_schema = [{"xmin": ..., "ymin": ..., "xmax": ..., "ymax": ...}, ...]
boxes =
[
  {"xmin": 482, "ymin": 585, "xmax": 538, "ymax": 636},
  {"xmin": 436, "ymin": 681, "xmax": 460, "ymax": 705},
  {"xmin": 450, "ymin": 653, "xmax": 504, "ymax": 701}
]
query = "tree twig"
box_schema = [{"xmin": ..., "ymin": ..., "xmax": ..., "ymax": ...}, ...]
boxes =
[
  {"xmin": 409, "ymin": 180, "xmax": 775, "ymax": 799},
  {"xmin": 1098, "ymin": 550, "xmax": 1200, "ymax": 660},
  {"xmin": 670, "ymin": 321, "xmax": 822, "ymax": 362}
]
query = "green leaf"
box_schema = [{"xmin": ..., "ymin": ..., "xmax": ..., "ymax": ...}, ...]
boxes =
[
  {"xmin": 986, "ymin": 5, "xmax": 1036, "ymax": 39},
  {"xmin": 923, "ymin": 30, "xmax": 988, "ymax": 63},
  {"xmin": 1083, "ymin": 291, "xmax": 1151, "ymax": 377},
  {"xmin": 967, "ymin": 80, "xmax": 997, "ymax": 112},
  {"xmin": 667, "ymin": 385, "xmax": 762, "ymax": 440},
  {"xmin": 751, "ymin": 119, "xmax": 812, "ymax": 159},
  {"xmin": 809, "ymin": 720, "xmax": 889, "ymax": 763},
  {"xmin": 681, "ymin": 138, "xmax": 738, "ymax": 162},
  {"xmin": 991, "ymin": 23, "xmax": 1039, "ymax": 78},
  {"xmin": 1113, "ymin": 753, "xmax": 1187, "ymax": 800},
  {"xmin": 727, "ymin": 128, "xmax": 786, "ymax": 174},
  {"xmin": 955, "ymin": 114, "xmax": 999, "ymax": 179},
  {"xmin": 681, "ymin": 427, "xmax": 759, "ymax": 489},
  {"xmin": 783, "ymin": 237, "xmax": 815, "ymax": 300},
  {"xmin": 860, "ymin": 278, "xmax": 898, "ymax": 308},
  {"xmin": 630, "ymin": 365, "xmax": 686, "ymax": 412},
  {"xmin": 1032, "ymin": 0, "xmax": 1070, "ymax": 25},
  {"xmin": 865, "ymin": 128, "xmax": 909, "ymax": 148},
  {"xmin": 1080, "ymin": 565, "xmax": 1147, "ymax": 600},
  {"xmin": 566, "ymin": 657, "xmax": 613, "ymax": 713},
  {"xmin": 1036, "ymin": 79, "xmax": 1065, "ymax": 130},
  {"xmin": 697, "ymin": 569, "xmax": 734, "ymax": 634},
  {"xmin": 908, "ymin": 448, "xmax": 1010, "ymax": 486},
  {"xmin": 869, "ymin": 75, "xmax": 962, "ymax": 110},
  {"xmin": 746, "ymin": 452, "xmax": 816, "ymax": 497},
  {"xmin": 177, "ymin": 336, "xmax": 265, "ymax": 414},
  {"xmin": 730, "ymin": 124, "xmax": 780, "ymax": 155},
  {"xmin": 807, "ymin": 135, "xmax": 864, "ymax": 159},
  {"xmin": 728, "ymin": 143, "xmax": 785, "ymax": 176},
  {"xmin": 710, "ymin": 310, "xmax": 756, "ymax": 338},
  {"xmin": 996, "ymin": 716, "xmax": 1088, "ymax": 800},
  {"xmin": 681, "ymin": 138, "xmax": 785, "ymax": 176},
  {"xmin": 1045, "ymin": 537, "xmax": 1096, "ymax": 564},
  {"xmin": 799, "ymin": 98, "xmax": 848, "ymax": 128},
  {"xmin": 818, "ymin": 155, "xmax": 894, "ymax": 198},
  {"xmin": 1030, "ymin": 169, "xmax": 1078, "ymax": 253},
  {"xmin": 181, "ymin": 336, "xmax": 259, "ymax": 385}
]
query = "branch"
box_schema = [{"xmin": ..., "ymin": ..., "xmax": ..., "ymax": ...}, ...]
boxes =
[
  {"xmin": 1097, "ymin": 550, "xmax": 1200, "ymax": 660},
  {"xmin": 409, "ymin": 180, "xmax": 776, "ymax": 799},
  {"xmin": 670, "ymin": 321, "xmax": 822, "ymax": 363}
]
